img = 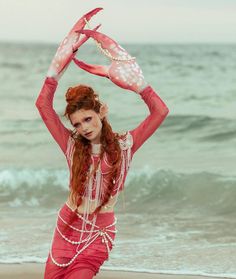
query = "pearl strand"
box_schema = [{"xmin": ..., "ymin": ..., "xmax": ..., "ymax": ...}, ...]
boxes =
[
  {"xmin": 57, "ymin": 212, "xmax": 99, "ymax": 233},
  {"xmin": 96, "ymin": 42, "xmax": 136, "ymax": 62},
  {"xmin": 58, "ymin": 207, "xmax": 117, "ymax": 232},
  {"xmin": 56, "ymin": 224, "xmax": 99, "ymax": 245},
  {"xmin": 50, "ymin": 219, "xmax": 116, "ymax": 267},
  {"xmin": 50, "ymin": 231, "xmax": 101, "ymax": 267},
  {"xmin": 84, "ymin": 18, "xmax": 135, "ymax": 62}
]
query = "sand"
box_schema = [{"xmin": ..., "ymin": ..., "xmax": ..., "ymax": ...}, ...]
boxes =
[{"xmin": 0, "ymin": 263, "xmax": 227, "ymax": 279}]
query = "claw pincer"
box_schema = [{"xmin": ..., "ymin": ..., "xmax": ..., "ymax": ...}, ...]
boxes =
[
  {"xmin": 73, "ymin": 29, "xmax": 146, "ymax": 92},
  {"xmin": 47, "ymin": 8, "xmax": 103, "ymax": 77},
  {"xmin": 78, "ymin": 29, "xmax": 135, "ymax": 62}
]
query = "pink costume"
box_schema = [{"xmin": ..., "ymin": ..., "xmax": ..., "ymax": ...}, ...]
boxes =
[{"xmin": 35, "ymin": 76, "xmax": 169, "ymax": 278}]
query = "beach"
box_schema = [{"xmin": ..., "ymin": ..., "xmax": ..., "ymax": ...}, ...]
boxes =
[{"xmin": 0, "ymin": 264, "xmax": 227, "ymax": 279}]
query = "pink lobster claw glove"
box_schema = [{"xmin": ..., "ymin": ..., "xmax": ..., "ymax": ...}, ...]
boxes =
[
  {"xmin": 46, "ymin": 8, "xmax": 103, "ymax": 81},
  {"xmin": 72, "ymin": 30, "xmax": 148, "ymax": 93}
]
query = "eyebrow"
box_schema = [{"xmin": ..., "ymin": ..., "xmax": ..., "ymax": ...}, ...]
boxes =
[{"xmin": 72, "ymin": 116, "xmax": 92, "ymax": 127}]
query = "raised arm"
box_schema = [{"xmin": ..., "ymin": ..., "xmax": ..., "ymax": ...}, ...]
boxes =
[
  {"xmin": 35, "ymin": 77, "xmax": 70, "ymax": 154},
  {"xmin": 71, "ymin": 29, "xmax": 169, "ymax": 155},
  {"xmin": 129, "ymin": 86, "xmax": 169, "ymax": 155},
  {"xmin": 35, "ymin": 8, "xmax": 103, "ymax": 154}
]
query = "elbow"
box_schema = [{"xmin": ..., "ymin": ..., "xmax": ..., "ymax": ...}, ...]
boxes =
[
  {"xmin": 35, "ymin": 95, "xmax": 43, "ymax": 110},
  {"xmin": 159, "ymin": 105, "xmax": 169, "ymax": 118},
  {"xmin": 35, "ymin": 99, "xmax": 40, "ymax": 109},
  {"xmin": 164, "ymin": 106, "xmax": 170, "ymax": 116},
  {"xmin": 162, "ymin": 99, "xmax": 170, "ymax": 116},
  {"xmin": 151, "ymin": 106, "xmax": 169, "ymax": 120}
]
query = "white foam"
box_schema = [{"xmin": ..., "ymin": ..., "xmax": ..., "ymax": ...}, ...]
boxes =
[{"xmin": 0, "ymin": 168, "xmax": 69, "ymax": 191}]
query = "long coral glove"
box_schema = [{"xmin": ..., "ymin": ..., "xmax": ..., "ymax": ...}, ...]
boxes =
[
  {"xmin": 72, "ymin": 29, "xmax": 148, "ymax": 93},
  {"xmin": 46, "ymin": 8, "xmax": 103, "ymax": 81}
]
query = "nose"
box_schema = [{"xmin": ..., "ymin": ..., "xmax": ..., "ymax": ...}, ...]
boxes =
[{"xmin": 82, "ymin": 123, "xmax": 89, "ymax": 133}]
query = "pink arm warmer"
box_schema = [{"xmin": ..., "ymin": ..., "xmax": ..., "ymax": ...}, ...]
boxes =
[
  {"xmin": 129, "ymin": 86, "xmax": 169, "ymax": 155},
  {"xmin": 35, "ymin": 79, "xmax": 169, "ymax": 157},
  {"xmin": 35, "ymin": 77, "xmax": 71, "ymax": 154}
]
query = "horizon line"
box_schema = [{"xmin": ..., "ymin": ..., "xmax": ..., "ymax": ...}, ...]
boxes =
[{"xmin": 0, "ymin": 39, "xmax": 236, "ymax": 46}]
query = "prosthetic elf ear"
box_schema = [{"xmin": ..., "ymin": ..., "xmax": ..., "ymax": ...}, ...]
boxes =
[{"xmin": 99, "ymin": 103, "xmax": 109, "ymax": 119}]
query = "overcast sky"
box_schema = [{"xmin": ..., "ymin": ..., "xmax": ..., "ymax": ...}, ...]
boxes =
[{"xmin": 0, "ymin": 0, "xmax": 235, "ymax": 44}]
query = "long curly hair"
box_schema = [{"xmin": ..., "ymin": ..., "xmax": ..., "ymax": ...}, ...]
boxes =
[{"xmin": 63, "ymin": 84, "xmax": 122, "ymax": 216}]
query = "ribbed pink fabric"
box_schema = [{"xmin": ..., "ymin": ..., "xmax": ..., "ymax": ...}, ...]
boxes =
[{"xmin": 44, "ymin": 203, "xmax": 116, "ymax": 278}]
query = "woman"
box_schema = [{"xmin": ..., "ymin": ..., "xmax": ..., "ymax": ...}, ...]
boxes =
[{"xmin": 35, "ymin": 9, "xmax": 169, "ymax": 279}]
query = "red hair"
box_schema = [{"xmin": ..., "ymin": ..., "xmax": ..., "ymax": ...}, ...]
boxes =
[{"xmin": 63, "ymin": 85, "xmax": 122, "ymax": 216}]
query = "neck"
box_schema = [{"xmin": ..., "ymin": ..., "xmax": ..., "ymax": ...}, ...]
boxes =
[
  {"xmin": 90, "ymin": 139, "xmax": 101, "ymax": 144},
  {"xmin": 91, "ymin": 142, "xmax": 101, "ymax": 155},
  {"xmin": 90, "ymin": 130, "xmax": 102, "ymax": 144}
]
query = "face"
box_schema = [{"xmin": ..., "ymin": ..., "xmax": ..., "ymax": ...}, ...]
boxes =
[{"xmin": 70, "ymin": 109, "xmax": 103, "ymax": 144}]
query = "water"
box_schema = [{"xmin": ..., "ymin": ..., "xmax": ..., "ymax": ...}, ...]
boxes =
[{"xmin": 0, "ymin": 41, "xmax": 236, "ymax": 278}]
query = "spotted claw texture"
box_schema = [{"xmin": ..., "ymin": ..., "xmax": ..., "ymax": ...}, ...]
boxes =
[
  {"xmin": 74, "ymin": 29, "xmax": 147, "ymax": 93},
  {"xmin": 47, "ymin": 8, "xmax": 103, "ymax": 79},
  {"xmin": 73, "ymin": 58, "xmax": 109, "ymax": 78}
]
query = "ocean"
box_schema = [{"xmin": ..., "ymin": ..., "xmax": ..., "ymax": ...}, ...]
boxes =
[{"xmin": 0, "ymin": 41, "xmax": 236, "ymax": 278}]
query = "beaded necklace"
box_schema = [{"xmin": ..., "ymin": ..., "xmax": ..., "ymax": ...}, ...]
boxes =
[{"xmin": 53, "ymin": 132, "xmax": 133, "ymax": 267}]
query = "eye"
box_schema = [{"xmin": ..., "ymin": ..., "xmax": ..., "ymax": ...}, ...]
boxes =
[
  {"xmin": 85, "ymin": 117, "xmax": 92, "ymax": 122},
  {"xmin": 74, "ymin": 123, "xmax": 80, "ymax": 128}
]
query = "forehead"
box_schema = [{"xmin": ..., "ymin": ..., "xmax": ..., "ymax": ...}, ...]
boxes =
[{"xmin": 70, "ymin": 109, "xmax": 97, "ymax": 123}]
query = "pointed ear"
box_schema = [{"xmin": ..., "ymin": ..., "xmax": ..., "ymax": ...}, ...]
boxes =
[{"xmin": 99, "ymin": 103, "xmax": 109, "ymax": 119}]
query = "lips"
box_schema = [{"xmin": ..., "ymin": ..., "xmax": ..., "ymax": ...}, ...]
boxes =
[{"xmin": 85, "ymin": 132, "xmax": 93, "ymax": 137}]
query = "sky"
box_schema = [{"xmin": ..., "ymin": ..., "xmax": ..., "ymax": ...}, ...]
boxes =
[{"xmin": 0, "ymin": 0, "xmax": 235, "ymax": 44}]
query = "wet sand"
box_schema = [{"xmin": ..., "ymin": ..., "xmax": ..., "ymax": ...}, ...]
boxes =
[{"xmin": 0, "ymin": 263, "xmax": 227, "ymax": 279}]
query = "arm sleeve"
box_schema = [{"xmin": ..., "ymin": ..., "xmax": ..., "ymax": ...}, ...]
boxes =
[
  {"xmin": 35, "ymin": 77, "xmax": 71, "ymax": 154},
  {"xmin": 129, "ymin": 85, "xmax": 169, "ymax": 155}
]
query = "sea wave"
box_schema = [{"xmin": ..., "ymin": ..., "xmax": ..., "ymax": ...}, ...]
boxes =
[
  {"xmin": 0, "ymin": 62, "xmax": 25, "ymax": 69},
  {"xmin": 1, "ymin": 114, "xmax": 235, "ymax": 149},
  {"xmin": 0, "ymin": 167, "xmax": 235, "ymax": 215},
  {"xmin": 164, "ymin": 114, "xmax": 236, "ymax": 142}
]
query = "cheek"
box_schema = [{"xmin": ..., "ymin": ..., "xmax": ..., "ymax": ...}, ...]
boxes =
[{"xmin": 92, "ymin": 118, "xmax": 102, "ymax": 130}]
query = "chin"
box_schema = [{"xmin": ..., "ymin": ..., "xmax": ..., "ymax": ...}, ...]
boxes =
[
  {"xmin": 90, "ymin": 136, "xmax": 97, "ymax": 142},
  {"xmin": 90, "ymin": 134, "xmax": 100, "ymax": 142}
]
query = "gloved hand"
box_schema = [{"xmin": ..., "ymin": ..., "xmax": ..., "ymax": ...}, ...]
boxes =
[
  {"xmin": 72, "ymin": 29, "xmax": 148, "ymax": 93},
  {"xmin": 46, "ymin": 8, "xmax": 103, "ymax": 82}
]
